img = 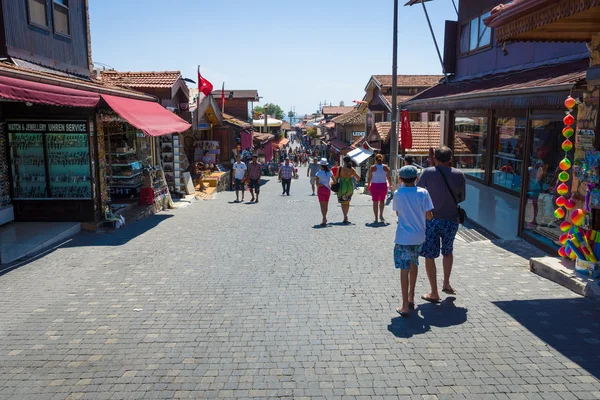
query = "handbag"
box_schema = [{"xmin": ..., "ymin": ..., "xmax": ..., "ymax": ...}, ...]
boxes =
[
  {"xmin": 331, "ymin": 169, "xmax": 340, "ymax": 192},
  {"xmin": 436, "ymin": 167, "xmax": 467, "ymax": 225}
]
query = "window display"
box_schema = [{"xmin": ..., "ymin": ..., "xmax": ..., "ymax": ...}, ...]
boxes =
[
  {"xmin": 107, "ymin": 132, "xmax": 153, "ymax": 198},
  {"xmin": 0, "ymin": 125, "xmax": 11, "ymax": 208},
  {"xmin": 454, "ymin": 115, "xmax": 487, "ymax": 179},
  {"xmin": 8, "ymin": 122, "xmax": 92, "ymax": 200},
  {"xmin": 493, "ymin": 117, "xmax": 526, "ymax": 193}
]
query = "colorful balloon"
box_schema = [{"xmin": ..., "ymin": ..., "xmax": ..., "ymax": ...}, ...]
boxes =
[
  {"xmin": 554, "ymin": 208, "xmax": 566, "ymax": 219},
  {"xmin": 565, "ymin": 198, "xmax": 576, "ymax": 210},
  {"xmin": 562, "ymin": 139, "xmax": 573, "ymax": 152},
  {"xmin": 558, "ymin": 246, "xmax": 568, "ymax": 258},
  {"xmin": 559, "ymin": 234, "xmax": 569, "ymax": 245},
  {"xmin": 559, "ymin": 158, "xmax": 572, "ymax": 171},
  {"xmin": 558, "ymin": 171, "xmax": 570, "ymax": 182},
  {"xmin": 557, "ymin": 183, "xmax": 569, "ymax": 196},
  {"xmin": 560, "ymin": 221, "xmax": 573, "ymax": 232},
  {"xmin": 555, "ymin": 196, "xmax": 566, "ymax": 207},
  {"xmin": 562, "ymin": 127, "xmax": 574, "ymax": 138},
  {"xmin": 564, "ymin": 96, "xmax": 576, "ymax": 110},
  {"xmin": 571, "ymin": 209, "xmax": 586, "ymax": 226},
  {"xmin": 564, "ymin": 114, "xmax": 575, "ymax": 126}
]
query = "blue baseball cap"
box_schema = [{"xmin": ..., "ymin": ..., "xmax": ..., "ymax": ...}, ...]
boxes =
[{"xmin": 399, "ymin": 165, "xmax": 418, "ymax": 179}]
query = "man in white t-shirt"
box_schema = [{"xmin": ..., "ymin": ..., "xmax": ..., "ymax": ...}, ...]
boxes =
[
  {"xmin": 392, "ymin": 165, "xmax": 434, "ymax": 317},
  {"xmin": 232, "ymin": 154, "xmax": 247, "ymax": 203}
]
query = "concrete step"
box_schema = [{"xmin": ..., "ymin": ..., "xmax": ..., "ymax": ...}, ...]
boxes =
[{"xmin": 530, "ymin": 256, "xmax": 600, "ymax": 301}]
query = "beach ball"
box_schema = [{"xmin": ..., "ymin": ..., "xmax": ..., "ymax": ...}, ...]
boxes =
[
  {"xmin": 560, "ymin": 221, "xmax": 573, "ymax": 232},
  {"xmin": 556, "ymin": 196, "xmax": 567, "ymax": 207},
  {"xmin": 557, "ymin": 183, "xmax": 569, "ymax": 196},
  {"xmin": 562, "ymin": 127, "xmax": 574, "ymax": 138},
  {"xmin": 564, "ymin": 114, "xmax": 575, "ymax": 126},
  {"xmin": 559, "ymin": 158, "xmax": 571, "ymax": 171},
  {"xmin": 571, "ymin": 209, "xmax": 586, "ymax": 226},
  {"xmin": 565, "ymin": 198, "xmax": 576, "ymax": 210},
  {"xmin": 565, "ymin": 96, "xmax": 576, "ymax": 110},
  {"xmin": 558, "ymin": 171, "xmax": 570, "ymax": 182},
  {"xmin": 554, "ymin": 208, "xmax": 566, "ymax": 219},
  {"xmin": 558, "ymin": 246, "xmax": 568, "ymax": 258},
  {"xmin": 562, "ymin": 139, "xmax": 573, "ymax": 152},
  {"xmin": 559, "ymin": 234, "xmax": 569, "ymax": 245}
]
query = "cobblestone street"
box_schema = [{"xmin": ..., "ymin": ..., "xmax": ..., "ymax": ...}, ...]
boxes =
[{"xmin": 1, "ymin": 170, "xmax": 600, "ymax": 400}]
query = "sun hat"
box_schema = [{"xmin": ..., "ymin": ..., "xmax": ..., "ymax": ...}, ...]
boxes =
[
  {"xmin": 399, "ymin": 165, "xmax": 418, "ymax": 179},
  {"xmin": 252, "ymin": 154, "xmax": 258, "ymax": 158},
  {"xmin": 318, "ymin": 158, "xmax": 328, "ymax": 166}
]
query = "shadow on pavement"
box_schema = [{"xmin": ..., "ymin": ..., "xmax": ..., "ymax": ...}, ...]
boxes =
[
  {"xmin": 365, "ymin": 222, "xmax": 391, "ymax": 228},
  {"xmin": 388, "ymin": 297, "xmax": 468, "ymax": 338},
  {"xmin": 493, "ymin": 298, "xmax": 600, "ymax": 379}
]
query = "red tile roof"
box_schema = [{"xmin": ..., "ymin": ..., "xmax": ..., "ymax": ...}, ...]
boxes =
[
  {"xmin": 322, "ymin": 106, "xmax": 355, "ymax": 116},
  {"xmin": 99, "ymin": 71, "xmax": 182, "ymax": 88},
  {"xmin": 372, "ymin": 121, "xmax": 444, "ymax": 154},
  {"xmin": 382, "ymin": 94, "xmax": 414, "ymax": 108},
  {"xmin": 331, "ymin": 109, "xmax": 366, "ymax": 125},
  {"xmin": 372, "ymin": 75, "xmax": 443, "ymax": 88},
  {"xmin": 223, "ymin": 113, "xmax": 252, "ymax": 129},
  {"xmin": 328, "ymin": 138, "xmax": 350, "ymax": 152},
  {"xmin": 405, "ymin": 59, "xmax": 588, "ymax": 106}
]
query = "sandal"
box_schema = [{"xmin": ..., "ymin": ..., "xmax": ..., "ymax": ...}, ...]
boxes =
[
  {"xmin": 380, "ymin": 216, "xmax": 385, "ymax": 222},
  {"xmin": 421, "ymin": 294, "xmax": 441, "ymax": 303},
  {"xmin": 396, "ymin": 307, "xmax": 410, "ymax": 317},
  {"xmin": 409, "ymin": 302, "xmax": 415, "ymax": 311},
  {"xmin": 442, "ymin": 287, "xmax": 457, "ymax": 295}
]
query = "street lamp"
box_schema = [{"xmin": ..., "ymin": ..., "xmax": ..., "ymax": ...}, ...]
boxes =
[{"xmin": 389, "ymin": 0, "xmax": 399, "ymax": 186}]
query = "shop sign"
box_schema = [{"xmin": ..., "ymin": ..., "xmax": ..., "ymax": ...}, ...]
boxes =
[
  {"xmin": 352, "ymin": 131, "xmax": 366, "ymax": 137},
  {"xmin": 7, "ymin": 122, "xmax": 87, "ymax": 133},
  {"xmin": 197, "ymin": 123, "xmax": 211, "ymax": 130}
]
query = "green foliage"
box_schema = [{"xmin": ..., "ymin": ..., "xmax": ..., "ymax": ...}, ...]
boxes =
[
  {"xmin": 307, "ymin": 127, "xmax": 319, "ymax": 138},
  {"xmin": 255, "ymin": 103, "xmax": 285, "ymax": 120}
]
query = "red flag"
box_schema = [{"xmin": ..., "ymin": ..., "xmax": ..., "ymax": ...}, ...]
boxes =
[
  {"xmin": 400, "ymin": 109, "xmax": 412, "ymax": 149},
  {"xmin": 220, "ymin": 82, "xmax": 225, "ymax": 112},
  {"xmin": 198, "ymin": 67, "xmax": 213, "ymax": 97}
]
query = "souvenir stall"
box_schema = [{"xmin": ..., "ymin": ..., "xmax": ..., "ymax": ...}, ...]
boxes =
[
  {"xmin": 556, "ymin": 96, "xmax": 600, "ymax": 278},
  {"xmin": 159, "ymin": 133, "xmax": 188, "ymax": 196}
]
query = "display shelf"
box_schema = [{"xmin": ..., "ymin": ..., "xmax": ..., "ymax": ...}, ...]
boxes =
[
  {"xmin": 111, "ymin": 150, "xmax": 135, "ymax": 155},
  {"xmin": 112, "ymin": 172, "xmax": 143, "ymax": 179}
]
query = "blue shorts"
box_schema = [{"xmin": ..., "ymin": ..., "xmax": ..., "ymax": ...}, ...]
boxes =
[
  {"xmin": 421, "ymin": 219, "xmax": 459, "ymax": 259},
  {"xmin": 394, "ymin": 244, "xmax": 422, "ymax": 270}
]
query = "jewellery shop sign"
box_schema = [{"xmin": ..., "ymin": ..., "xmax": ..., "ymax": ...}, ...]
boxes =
[{"xmin": 7, "ymin": 122, "xmax": 88, "ymax": 133}]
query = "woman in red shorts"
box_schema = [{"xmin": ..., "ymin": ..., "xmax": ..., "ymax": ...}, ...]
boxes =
[
  {"xmin": 315, "ymin": 158, "xmax": 333, "ymax": 226},
  {"xmin": 368, "ymin": 154, "xmax": 392, "ymax": 224}
]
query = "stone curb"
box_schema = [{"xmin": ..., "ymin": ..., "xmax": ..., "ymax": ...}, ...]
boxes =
[{"xmin": 530, "ymin": 256, "xmax": 600, "ymax": 301}]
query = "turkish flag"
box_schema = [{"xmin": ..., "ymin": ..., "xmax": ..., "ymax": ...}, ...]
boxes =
[
  {"xmin": 400, "ymin": 109, "xmax": 412, "ymax": 149},
  {"xmin": 198, "ymin": 67, "xmax": 213, "ymax": 97}
]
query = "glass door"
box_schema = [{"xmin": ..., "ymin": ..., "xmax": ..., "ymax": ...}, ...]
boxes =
[
  {"xmin": 522, "ymin": 119, "xmax": 580, "ymax": 248},
  {"xmin": 492, "ymin": 117, "xmax": 526, "ymax": 193}
]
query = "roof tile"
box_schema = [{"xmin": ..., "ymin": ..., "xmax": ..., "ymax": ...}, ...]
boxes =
[
  {"xmin": 99, "ymin": 71, "xmax": 182, "ymax": 88},
  {"xmin": 332, "ymin": 109, "xmax": 366, "ymax": 125},
  {"xmin": 322, "ymin": 106, "xmax": 355, "ymax": 115},
  {"xmin": 372, "ymin": 75, "xmax": 443, "ymax": 88},
  {"xmin": 372, "ymin": 121, "xmax": 444, "ymax": 154}
]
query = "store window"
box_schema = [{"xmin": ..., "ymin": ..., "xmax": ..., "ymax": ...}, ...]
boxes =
[
  {"xmin": 453, "ymin": 115, "xmax": 488, "ymax": 180},
  {"xmin": 492, "ymin": 117, "xmax": 526, "ymax": 193},
  {"xmin": 8, "ymin": 122, "xmax": 91, "ymax": 200},
  {"xmin": 106, "ymin": 132, "xmax": 152, "ymax": 199},
  {"xmin": 27, "ymin": 0, "xmax": 48, "ymax": 28},
  {"xmin": 53, "ymin": 0, "xmax": 70, "ymax": 36},
  {"xmin": 523, "ymin": 119, "xmax": 580, "ymax": 248},
  {"xmin": 459, "ymin": 11, "xmax": 492, "ymax": 53}
]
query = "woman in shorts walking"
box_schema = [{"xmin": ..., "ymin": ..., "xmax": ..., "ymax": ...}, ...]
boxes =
[
  {"xmin": 368, "ymin": 154, "xmax": 392, "ymax": 223},
  {"xmin": 315, "ymin": 158, "xmax": 333, "ymax": 226}
]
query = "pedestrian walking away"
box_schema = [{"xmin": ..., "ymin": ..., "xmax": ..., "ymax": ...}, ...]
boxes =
[
  {"xmin": 368, "ymin": 154, "xmax": 392, "ymax": 223},
  {"xmin": 417, "ymin": 146, "xmax": 466, "ymax": 302},
  {"xmin": 335, "ymin": 156, "xmax": 360, "ymax": 224},
  {"xmin": 279, "ymin": 157, "xmax": 295, "ymax": 196},
  {"xmin": 307, "ymin": 157, "xmax": 320, "ymax": 196},
  {"xmin": 232, "ymin": 154, "xmax": 247, "ymax": 203},
  {"xmin": 247, "ymin": 154, "xmax": 262, "ymax": 203},
  {"xmin": 392, "ymin": 165, "xmax": 434, "ymax": 316},
  {"xmin": 315, "ymin": 158, "xmax": 333, "ymax": 226}
]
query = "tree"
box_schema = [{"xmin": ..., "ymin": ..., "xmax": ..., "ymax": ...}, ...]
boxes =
[
  {"xmin": 254, "ymin": 103, "xmax": 285, "ymax": 120},
  {"xmin": 307, "ymin": 127, "xmax": 319, "ymax": 138},
  {"xmin": 339, "ymin": 101, "xmax": 345, "ymax": 106}
]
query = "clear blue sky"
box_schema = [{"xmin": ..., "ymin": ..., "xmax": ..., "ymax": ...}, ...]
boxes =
[{"xmin": 90, "ymin": 0, "xmax": 455, "ymax": 116}]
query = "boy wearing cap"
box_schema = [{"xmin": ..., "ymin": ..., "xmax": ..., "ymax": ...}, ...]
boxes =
[
  {"xmin": 248, "ymin": 155, "xmax": 262, "ymax": 203},
  {"xmin": 392, "ymin": 165, "xmax": 434, "ymax": 316}
]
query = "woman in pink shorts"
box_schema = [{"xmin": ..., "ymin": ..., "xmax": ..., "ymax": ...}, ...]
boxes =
[
  {"xmin": 368, "ymin": 154, "xmax": 392, "ymax": 224},
  {"xmin": 315, "ymin": 158, "xmax": 333, "ymax": 227}
]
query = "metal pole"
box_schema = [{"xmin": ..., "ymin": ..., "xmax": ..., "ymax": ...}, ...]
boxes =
[
  {"xmin": 451, "ymin": 0, "xmax": 458, "ymax": 16},
  {"xmin": 389, "ymin": 0, "xmax": 399, "ymax": 187},
  {"xmin": 421, "ymin": 0, "xmax": 449, "ymax": 84},
  {"xmin": 264, "ymin": 106, "xmax": 268, "ymax": 134}
]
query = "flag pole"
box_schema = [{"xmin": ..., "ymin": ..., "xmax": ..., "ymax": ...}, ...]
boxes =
[{"xmin": 221, "ymin": 82, "xmax": 225, "ymax": 114}]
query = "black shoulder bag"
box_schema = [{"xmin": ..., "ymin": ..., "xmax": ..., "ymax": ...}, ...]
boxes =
[
  {"xmin": 436, "ymin": 167, "xmax": 466, "ymax": 225},
  {"xmin": 331, "ymin": 168, "xmax": 340, "ymax": 192}
]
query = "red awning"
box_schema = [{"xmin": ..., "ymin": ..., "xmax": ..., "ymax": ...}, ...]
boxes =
[
  {"xmin": 101, "ymin": 94, "xmax": 191, "ymax": 137},
  {"xmin": 0, "ymin": 75, "xmax": 100, "ymax": 107}
]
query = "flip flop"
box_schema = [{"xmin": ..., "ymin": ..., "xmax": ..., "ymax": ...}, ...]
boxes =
[
  {"xmin": 421, "ymin": 294, "xmax": 441, "ymax": 303},
  {"xmin": 442, "ymin": 288, "xmax": 457, "ymax": 295},
  {"xmin": 409, "ymin": 302, "xmax": 415, "ymax": 311},
  {"xmin": 396, "ymin": 307, "xmax": 410, "ymax": 317}
]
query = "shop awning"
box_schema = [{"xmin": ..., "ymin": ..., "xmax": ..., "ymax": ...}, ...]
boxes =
[
  {"xmin": 403, "ymin": 58, "xmax": 588, "ymax": 112},
  {"xmin": 347, "ymin": 147, "xmax": 374, "ymax": 165},
  {"xmin": 328, "ymin": 138, "xmax": 349, "ymax": 153},
  {"xmin": 101, "ymin": 94, "xmax": 191, "ymax": 136},
  {"xmin": 0, "ymin": 75, "xmax": 100, "ymax": 107}
]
